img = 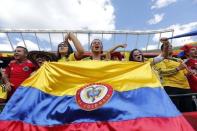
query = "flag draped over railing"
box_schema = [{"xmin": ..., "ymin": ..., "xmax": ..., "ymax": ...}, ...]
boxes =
[{"xmin": 0, "ymin": 61, "xmax": 194, "ymax": 131}]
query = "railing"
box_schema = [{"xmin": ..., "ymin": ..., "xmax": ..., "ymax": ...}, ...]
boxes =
[
  {"xmin": 0, "ymin": 29, "xmax": 174, "ymax": 52},
  {"xmin": 169, "ymin": 93, "xmax": 197, "ymax": 111}
]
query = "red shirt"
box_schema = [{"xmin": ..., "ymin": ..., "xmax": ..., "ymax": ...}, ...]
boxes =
[
  {"xmin": 5, "ymin": 59, "xmax": 35, "ymax": 91},
  {"xmin": 185, "ymin": 59, "xmax": 197, "ymax": 92}
]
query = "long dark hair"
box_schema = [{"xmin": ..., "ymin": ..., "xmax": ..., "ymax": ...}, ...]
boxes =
[
  {"xmin": 129, "ymin": 49, "xmax": 144, "ymax": 62},
  {"xmin": 57, "ymin": 41, "xmax": 73, "ymax": 59}
]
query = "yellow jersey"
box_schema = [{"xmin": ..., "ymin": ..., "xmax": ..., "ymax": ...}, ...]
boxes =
[
  {"xmin": 58, "ymin": 53, "xmax": 76, "ymax": 62},
  {"xmin": 154, "ymin": 59, "xmax": 190, "ymax": 89}
]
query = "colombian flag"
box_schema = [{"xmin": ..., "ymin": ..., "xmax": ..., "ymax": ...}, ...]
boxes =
[{"xmin": 0, "ymin": 61, "xmax": 194, "ymax": 131}]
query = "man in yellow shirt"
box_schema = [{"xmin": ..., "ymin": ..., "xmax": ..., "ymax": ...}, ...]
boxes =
[
  {"xmin": 82, "ymin": 39, "xmax": 105, "ymax": 60},
  {"xmin": 154, "ymin": 38, "xmax": 192, "ymax": 112}
]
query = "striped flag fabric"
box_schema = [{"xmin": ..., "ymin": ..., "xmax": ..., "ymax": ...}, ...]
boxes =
[{"xmin": 0, "ymin": 61, "xmax": 194, "ymax": 131}]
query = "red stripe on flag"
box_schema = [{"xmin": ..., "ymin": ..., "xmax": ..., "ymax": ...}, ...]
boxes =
[{"xmin": 0, "ymin": 116, "xmax": 194, "ymax": 131}]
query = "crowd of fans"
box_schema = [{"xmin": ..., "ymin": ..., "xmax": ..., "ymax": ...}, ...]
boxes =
[{"xmin": 0, "ymin": 32, "xmax": 197, "ymax": 112}]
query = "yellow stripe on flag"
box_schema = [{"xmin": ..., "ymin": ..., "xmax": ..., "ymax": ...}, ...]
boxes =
[{"xmin": 22, "ymin": 61, "xmax": 162, "ymax": 96}]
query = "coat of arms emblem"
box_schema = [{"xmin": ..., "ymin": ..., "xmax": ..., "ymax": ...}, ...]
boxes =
[{"xmin": 76, "ymin": 83, "xmax": 113, "ymax": 111}]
